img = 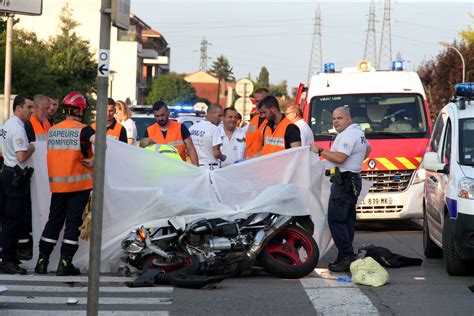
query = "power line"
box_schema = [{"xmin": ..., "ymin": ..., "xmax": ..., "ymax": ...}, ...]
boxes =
[
  {"xmin": 199, "ymin": 37, "xmax": 211, "ymax": 71},
  {"xmin": 308, "ymin": 3, "xmax": 323, "ymax": 83}
]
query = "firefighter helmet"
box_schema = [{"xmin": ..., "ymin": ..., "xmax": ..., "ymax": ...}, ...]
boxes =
[{"xmin": 61, "ymin": 92, "xmax": 88, "ymax": 111}]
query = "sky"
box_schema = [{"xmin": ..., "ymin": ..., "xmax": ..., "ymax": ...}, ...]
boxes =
[{"xmin": 132, "ymin": 1, "xmax": 473, "ymax": 92}]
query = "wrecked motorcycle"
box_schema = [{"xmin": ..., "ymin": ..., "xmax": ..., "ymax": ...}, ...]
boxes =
[{"xmin": 119, "ymin": 213, "xmax": 319, "ymax": 279}]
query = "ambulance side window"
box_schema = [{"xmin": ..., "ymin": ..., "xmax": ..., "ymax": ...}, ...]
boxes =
[
  {"xmin": 441, "ymin": 119, "xmax": 452, "ymax": 164},
  {"xmin": 430, "ymin": 113, "xmax": 446, "ymax": 153}
]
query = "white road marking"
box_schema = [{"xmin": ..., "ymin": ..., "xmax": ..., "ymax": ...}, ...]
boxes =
[
  {"xmin": 0, "ymin": 274, "xmax": 134, "ymax": 282},
  {"xmin": 2, "ymin": 311, "xmax": 169, "ymax": 316},
  {"xmin": 2, "ymin": 285, "xmax": 173, "ymax": 293},
  {"xmin": 0, "ymin": 296, "xmax": 173, "ymax": 305},
  {"xmin": 301, "ymin": 269, "xmax": 379, "ymax": 315}
]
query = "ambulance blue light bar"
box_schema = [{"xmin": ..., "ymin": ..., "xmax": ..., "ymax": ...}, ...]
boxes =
[
  {"xmin": 323, "ymin": 63, "xmax": 335, "ymax": 73},
  {"xmin": 391, "ymin": 60, "xmax": 403, "ymax": 71},
  {"xmin": 454, "ymin": 82, "xmax": 474, "ymax": 98}
]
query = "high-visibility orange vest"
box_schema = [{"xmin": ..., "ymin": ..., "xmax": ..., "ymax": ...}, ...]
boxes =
[
  {"xmin": 91, "ymin": 121, "xmax": 123, "ymax": 140},
  {"xmin": 30, "ymin": 115, "xmax": 49, "ymax": 141},
  {"xmin": 245, "ymin": 114, "xmax": 268, "ymax": 158},
  {"xmin": 261, "ymin": 117, "xmax": 293, "ymax": 156},
  {"xmin": 43, "ymin": 119, "xmax": 52, "ymax": 132},
  {"xmin": 47, "ymin": 119, "xmax": 93, "ymax": 193},
  {"xmin": 146, "ymin": 121, "xmax": 186, "ymax": 160}
]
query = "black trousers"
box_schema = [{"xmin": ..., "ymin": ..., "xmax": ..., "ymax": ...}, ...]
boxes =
[
  {"xmin": 0, "ymin": 169, "xmax": 30, "ymax": 262},
  {"xmin": 39, "ymin": 190, "xmax": 91, "ymax": 258},
  {"xmin": 17, "ymin": 193, "xmax": 32, "ymax": 250},
  {"xmin": 328, "ymin": 177, "xmax": 362, "ymax": 258}
]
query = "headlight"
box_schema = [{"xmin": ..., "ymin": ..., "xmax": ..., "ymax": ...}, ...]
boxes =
[
  {"xmin": 411, "ymin": 167, "xmax": 426, "ymax": 185},
  {"xmin": 458, "ymin": 177, "xmax": 474, "ymax": 200}
]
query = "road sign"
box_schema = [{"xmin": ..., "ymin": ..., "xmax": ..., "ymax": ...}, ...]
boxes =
[
  {"xmin": 98, "ymin": 49, "xmax": 110, "ymax": 77},
  {"xmin": 235, "ymin": 78, "xmax": 254, "ymax": 97},
  {"xmin": 111, "ymin": 0, "xmax": 130, "ymax": 31},
  {"xmin": 0, "ymin": 0, "xmax": 42, "ymax": 16},
  {"xmin": 234, "ymin": 97, "xmax": 254, "ymax": 120}
]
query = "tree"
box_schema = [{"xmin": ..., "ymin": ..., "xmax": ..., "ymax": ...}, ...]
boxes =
[
  {"xmin": 47, "ymin": 4, "xmax": 97, "ymax": 98},
  {"xmin": 256, "ymin": 66, "xmax": 270, "ymax": 88},
  {"xmin": 460, "ymin": 15, "xmax": 474, "ymax": 44},
  {"xmin": 269, "ymin": 80, "xmax": 288, "ymax": 97},
  {"xmin": 146, "ymin": 72, "xmax": 197, "ymax": 105},
  {"xmin": 209, "ymin": 55, "xmax": 235, "ymax": 104}
]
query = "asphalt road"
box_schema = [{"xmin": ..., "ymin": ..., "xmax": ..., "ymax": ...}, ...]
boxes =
[{"xmin": 1, "ymin": 221, "xmax": 473, "ymax": 315}]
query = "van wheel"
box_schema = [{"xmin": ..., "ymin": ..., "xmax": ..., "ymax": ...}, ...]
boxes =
[
  {"xmin": 442, "ymin": 214, "xmax": 469, "ymax": 276},
  {"xmin": 423, "ymin": 205, "xmax": 442, "ymax": 258}
]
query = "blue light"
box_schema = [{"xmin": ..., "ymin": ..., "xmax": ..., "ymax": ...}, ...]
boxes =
[
  {"xmin": 391, "ymin": 60, "xmax": 403, "ymax": 71},
  {"xmin": 454, "ymin": 82, "xmax": 474, "ymax": 98},
  {"xmin": 182, "ymin": 105, "xmax": 194, "ymax": 111},
  {"xmin": 173, "ymin": 105, "xmax": 183, "ymax": 110},
  {"xmin": 323, "ymin": 63, "xmax": 335, "ymax": 73}
]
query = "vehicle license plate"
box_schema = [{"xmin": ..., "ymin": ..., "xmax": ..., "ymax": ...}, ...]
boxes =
[{"xmin": 360, "ymin": 197, "xmax": 393, "ymax": 205}]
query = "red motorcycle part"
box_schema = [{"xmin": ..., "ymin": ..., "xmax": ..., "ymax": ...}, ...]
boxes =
[{"xmin": 143, "ymin": 252, "xmax": 196, "ymax": 273}]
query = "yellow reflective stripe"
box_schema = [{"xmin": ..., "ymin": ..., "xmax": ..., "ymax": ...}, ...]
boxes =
[
  {"xmin": 376, "ymin": 157, "xmax": 397, "ymax": 170},
  {"xmin": 396, "ymin": 157, "xmax": 416, "ymax": 169},
  {"xmin": 414, "ymin": 157, "xmax": 422, "ymax": 163},
  {"xmin": 264, "ymin": 136, "xmax": 284, "ymax": 147},
  {"xmin": 168, "ymin": 141, "xmax": 184, "ymax": 147},
  {"xmin": 49, "ymin": 173, "xmax": 93, "ymax": 183}
]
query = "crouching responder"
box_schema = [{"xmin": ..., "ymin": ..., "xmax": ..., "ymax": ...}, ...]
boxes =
[
  {"xmin": 312, "ymin": 106, "xmax": 370, "ymax": 272},
  {"xmin": 139, "ymin": 138, "xmax": 183, "ymax": 160},
  {"xmin": 35, "ymin": 92, "xmax": 95, "ymax": 276}
]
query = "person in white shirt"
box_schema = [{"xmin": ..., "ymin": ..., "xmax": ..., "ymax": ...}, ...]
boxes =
[
  {"xmin": 189, "ymin": 104, "xmax": 226, "ymax": 169},
  {"xmin": 115, "ymin": 100, "xmax": 137, "ymax": 145},
  {"xmin": 219, "ymin": 108, "xmax": 246, "ymax": 167},
  {"xmin": 285, "ymin": 105, "xmax": 314, "ymax": 146},
  {"xmin": 0, "ymin": 96, "xmax": 35, "ymax": 275}
]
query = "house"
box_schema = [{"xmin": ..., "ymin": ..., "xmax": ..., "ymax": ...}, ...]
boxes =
[{"xmin": 184, "ymin": 70, "xmax": 234, "ymax": 107}]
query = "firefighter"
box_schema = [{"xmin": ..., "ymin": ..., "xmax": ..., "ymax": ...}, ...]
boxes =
[
  {"xmin": 245, "ymin": 88, "xmax": 269, "ymax": 158},
  {"xmin": 91, "ymin": 98, "xmax": 127, "ymax": 143},
  {"xmin": 35, "ymin": 92, "xmax": 95, "ymax": 276},
  {"xmin": 259, "ymin": 96, "xmax": 301, "ymax": 155}
]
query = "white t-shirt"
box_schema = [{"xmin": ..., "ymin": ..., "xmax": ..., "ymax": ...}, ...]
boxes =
[
  {"xmin": 121, "ymin": 118, "xmax": 137, "ymax": 145},
  {"xmin": 0, "ymin": 115, "xmax": 30, "ymax": 168},
  {"xmin": 326, "ymin": 123, "xmax": 369, "ymax": 173},
  {"xmin": 295, "ymin": 119, "xmax": 314, "ymax": 147},
  {"xmin": 189, "ymin": 120, "xmax": 222, "ymax": 166},
  {"xmin": 219, "ymin": 125, "xmax": 246, "ymax": 167}
]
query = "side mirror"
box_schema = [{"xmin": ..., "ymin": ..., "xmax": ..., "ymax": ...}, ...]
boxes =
[{"xmin": 422, "ymin": 152, "xmax": 447, "ymax": 173}]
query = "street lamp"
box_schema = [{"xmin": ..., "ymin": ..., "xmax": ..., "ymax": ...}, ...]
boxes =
[{"xmin": 439, "ymin": 41, "xmax": 465, "ymax": 83}]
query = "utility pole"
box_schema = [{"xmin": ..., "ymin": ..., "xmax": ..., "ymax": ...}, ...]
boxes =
[
  {"xmin": 363, "ymin": 1, "xmax": 377, "ymax": 66},
  {"xmin": 87, "ymin": 0, "xmax": 110, "ymax": 314},
  {"xmin": 377, "ymin": 0, "xmax": 392, "ymax": 70},
  {"xmin": 199, "ymin": 37, "xmax": 210, "ymax": 71},
  {"xmin": 307, "ymin": 3, "xmax": 322, "ymax": 83},
  {"xmin": 3, "ymin": 13, "xmax": 13, "ymax": 123}
]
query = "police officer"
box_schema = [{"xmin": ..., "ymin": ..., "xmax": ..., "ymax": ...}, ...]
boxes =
[
  {"xmin": 35, "ymin": 92, "xmax": 95, "ymax": 276},
  {"xmin": 312, "ymin": 106, "xmax": 370, "ymax": 272},
  {"xmin": 0, "ymin": 96, "xmax": 35, "ymax": 274}
]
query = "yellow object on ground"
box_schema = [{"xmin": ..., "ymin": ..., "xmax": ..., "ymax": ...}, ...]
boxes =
[
  {"xmin": 79, "ymin": 196, "xmax": 92, "ymax": 241},
  {"xmin": 350, "ymin": 257, "xmax": 390, "ymax": 287}
]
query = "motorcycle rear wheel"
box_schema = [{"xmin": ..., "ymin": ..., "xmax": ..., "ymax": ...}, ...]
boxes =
[
  {"xmin": 259, "ymin": 225, "xmax": 319, "ymax": 279},
  {"xmin": 142, "ymin": 252, "xmax": 198, "ymax": 274}
]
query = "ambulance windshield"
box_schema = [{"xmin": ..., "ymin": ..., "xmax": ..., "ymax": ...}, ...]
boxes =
[{"xmin": 310, "ymin": 93, "xmax": 430, "ymax": 140}]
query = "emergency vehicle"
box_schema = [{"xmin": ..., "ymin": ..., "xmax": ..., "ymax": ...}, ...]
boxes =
[
  {"xmin": 298, "ymin": 61, "xmax": 432, "ymax": 220},
  {"xmin": 422, "ymin": 82, "xmax": 474, "ymax": 275}
]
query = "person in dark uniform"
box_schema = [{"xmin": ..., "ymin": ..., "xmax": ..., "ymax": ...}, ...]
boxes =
[
  {"xmin": 0, "ymin": 96, "xmax": 35, "ymax": 274},
  {"xmin": 91, "ymin": 98, "xmax": 127, "ymax": 143},
  {"xmin": 312, "ymin": 106, "xmax": 371, "ymax": 272}
]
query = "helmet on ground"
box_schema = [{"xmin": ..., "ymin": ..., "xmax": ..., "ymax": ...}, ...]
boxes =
[{"xmin": 61, "ymin": 92, "xmax": 88, "ymax": 111}]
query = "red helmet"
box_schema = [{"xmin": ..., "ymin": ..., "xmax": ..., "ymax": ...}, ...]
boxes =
[{"xmin": 61, "ymin": 92, "xmax": 88, "ymax": 111}]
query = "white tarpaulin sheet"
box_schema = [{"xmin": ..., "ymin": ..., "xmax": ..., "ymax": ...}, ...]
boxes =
[{"xmin": 26, "ymin": 140, "xmax": 370, "ymax": 272}]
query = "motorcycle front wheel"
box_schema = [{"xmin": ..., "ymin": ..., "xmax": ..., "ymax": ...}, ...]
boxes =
[
  {"xmin": 259, "ymin": 225, "xmax": 319, "ymax": 279},
  {"xmin": 142, "ymin": 252, "xmax": 199, "ymax": 274}
]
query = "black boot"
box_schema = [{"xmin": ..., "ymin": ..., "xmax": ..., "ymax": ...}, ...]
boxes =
[
  {"xmin": 56, "ymin": 256, "xmax": 81, "ymax": 276},
  {"xmin": 328, "ymin": 255, "xmax": 355, "ymax": 272},
  {"xmin": 0, "ymin": 261, "xmax": 27, "ymax": 275},
  {"xmin": 17, "ymin": 247, "xmax": 33, "ymax": 261},
  {"xmin": 35, "ymin": 254, "xmax": 50, "ymax": 274}
]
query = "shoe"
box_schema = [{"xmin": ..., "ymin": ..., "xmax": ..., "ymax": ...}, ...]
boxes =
[
  {"xmin": 17, "ymin": 248, "xmax": 33, "ymax": 261},
  {"xmin": 328, "ymin": 256, "xmax": 342, "ymax": 269},
  {"xmin": 328, "ymin": 256, "xmax": 355, "ymax": 272},
  {"xmin": 0, "ymin": 261, "xmax": 27, "ymax": 275},
  {"xmin": 56, "ymin": 256, "xmax": 81, "ymax": 276},
  {"xmin": 35, "ymin": 254, "xmax": 50, "ymax": 274}
]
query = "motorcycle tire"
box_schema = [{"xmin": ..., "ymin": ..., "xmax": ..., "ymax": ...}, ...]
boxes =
[
  {"xmin": 142, "ymin": 252, "xmax": 199, "ymax": 275},
  {"xmin": 259, "ymin": 225, "xmax": 319, "ymax": 279}
]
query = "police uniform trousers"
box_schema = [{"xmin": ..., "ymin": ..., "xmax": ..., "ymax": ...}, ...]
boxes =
[
  {"xmin": 0, "ymin": 168, "xmax": 30, "ymax": 262},
  {"xmin": 39, "ymin": 189, "xmax": 91, "ymax": 257},
  {"xmin": 328, "ymin": 177, "xmax": 362, "ymax": 258},
  {"xmin": 17, "ymin": 194, "xmax": 32, "ymax": 251}
]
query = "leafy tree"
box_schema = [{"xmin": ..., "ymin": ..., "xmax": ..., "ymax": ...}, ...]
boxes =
[
  {"xmin": 146, "ymin": 72, "xmax": 197, "ymax": 105},
  {"xmin": 0, "ymin": 30, "xmax": 52, "ymax": 96},
  {"xmin": 209, "ymin": 55, "xmax": 235, "ymax": 104},
  {"xmin": 269, "ymin": 80, "xmax": 288, "ymax": 97},
  {"xmin": 256, "ymin": 66, "xmax": 270, "ymax": 88},
  {"xmin": 460, "ymin": 15, "xmax": 474, "ymax": 44},
  {"xmin": 47, "ymin": 3, "xmax": 97, "ymax": 98}
]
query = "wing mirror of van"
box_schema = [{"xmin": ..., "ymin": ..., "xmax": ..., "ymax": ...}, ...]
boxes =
[{"xmin": 422, "ymin": 152, "xmax": 449, "ymax": 174}]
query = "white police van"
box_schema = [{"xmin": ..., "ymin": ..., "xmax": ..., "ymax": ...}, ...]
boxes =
[{"xmin": 422, "ymin": 82, "xmax": 474, "ymax": 276}]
